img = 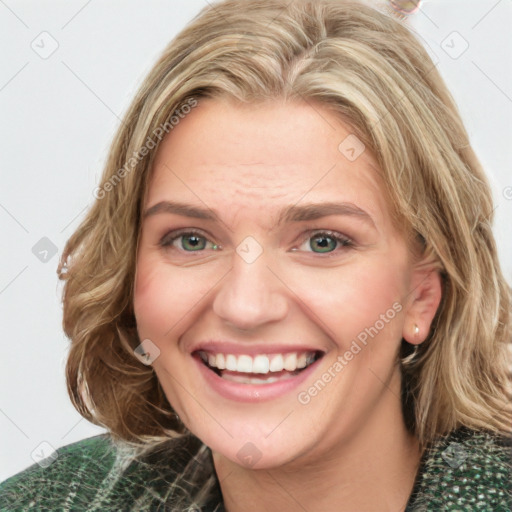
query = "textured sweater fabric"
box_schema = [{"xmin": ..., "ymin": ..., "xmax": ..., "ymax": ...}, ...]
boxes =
[{"xmin": 0, "ymin": 428, "xmax": 510, "ymax": 511}]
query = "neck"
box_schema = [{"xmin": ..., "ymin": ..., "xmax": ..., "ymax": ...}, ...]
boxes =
[{"xmin": 212, "ymin": 381, "xmax": 422, "ymax": 512}]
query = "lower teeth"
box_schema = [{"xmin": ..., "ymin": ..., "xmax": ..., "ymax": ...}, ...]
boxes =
[{"xmin": 220, "ymin": 372, "xmax": 296, "ymax": 385}]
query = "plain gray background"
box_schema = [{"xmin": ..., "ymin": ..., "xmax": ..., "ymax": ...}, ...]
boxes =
[{"xmin": 1, "ymin": 0, "xmax": 511, "ymax": 481}]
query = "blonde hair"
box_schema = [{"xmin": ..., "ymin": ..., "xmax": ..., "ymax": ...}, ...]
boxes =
[{"xmin": 58, "ymin": 0, "xmax": 512, "ymax": 451}]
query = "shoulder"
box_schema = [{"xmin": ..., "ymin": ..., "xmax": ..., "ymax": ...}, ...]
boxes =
[
  {"xmin": 407, "ymin": 428, "xmax": 512, "ymax": 511},
  {"xmin": 0, "ymin": 433, "xmax": 220, "ymax": 511},
  {"xmin": 0, "ymin": 434, "xmax": 116, "ymax": 510}
]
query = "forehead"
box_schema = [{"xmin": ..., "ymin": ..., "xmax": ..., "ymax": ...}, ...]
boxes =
[{"xmin": 145, "ymin": 98, "xmax": 392, "ymax": 231}]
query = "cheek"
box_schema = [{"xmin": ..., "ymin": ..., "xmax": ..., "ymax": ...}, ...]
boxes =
[
  {"xmin": 296, "ymin": 258, "xmax": 408, "ymax": 346},
  {"xmin": 133, "ymin": 257, "xmax": 188, "ymax": 338},
  {"xmin": 133, "ymin": 255, "xmax": 220, "ymax": 340}
]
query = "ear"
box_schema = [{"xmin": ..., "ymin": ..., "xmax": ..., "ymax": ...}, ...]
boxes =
[{"xmin": 402, "ymin": 262, "xmax": 443, "ymax": 345}]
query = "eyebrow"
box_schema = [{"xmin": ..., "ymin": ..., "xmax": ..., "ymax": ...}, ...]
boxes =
[{"xmin": 142, "ymin": 200, "xmax": 375, "ymax": 228}]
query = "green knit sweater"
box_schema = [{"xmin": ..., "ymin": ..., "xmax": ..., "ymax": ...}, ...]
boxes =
[{"xmin": 1, "ymin": 428, "xmax": 510, "ymax": 511}]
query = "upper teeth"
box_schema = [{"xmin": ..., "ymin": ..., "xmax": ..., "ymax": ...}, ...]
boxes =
[{"xmin": 199, "ymin": 351, "xmax": 316, "ymax": 374}]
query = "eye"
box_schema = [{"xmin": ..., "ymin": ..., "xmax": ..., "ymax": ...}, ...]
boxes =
[
  {"xmin": 294, "ymin": 230, "xmax": 354, "ymax": 254},
  {"xmin": 159, "ymin": 229, "xmax": 219, "ymax": 252}
]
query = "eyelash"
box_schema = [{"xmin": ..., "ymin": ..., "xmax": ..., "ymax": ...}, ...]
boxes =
[
  {"xmin": 159, "ymin": 228, "xmax": 354, "ymax": 255},
  {"xmin": 297, "ymin": 230, "xmax": 354, "ymax": 254}
]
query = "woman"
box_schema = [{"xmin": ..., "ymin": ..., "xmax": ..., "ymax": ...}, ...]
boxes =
[{"xmin": 1, "ymin": 0, "xmax": 511, "ymax": 510}]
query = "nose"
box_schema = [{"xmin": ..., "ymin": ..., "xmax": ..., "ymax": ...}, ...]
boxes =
[{"xmin": 212, "ymin": 250, "xmax": 289, "ymax": 331}]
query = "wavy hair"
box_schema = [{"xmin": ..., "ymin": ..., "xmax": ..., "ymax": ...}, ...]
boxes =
[{"xmin": 58, "ymin": 0, "xmax": 512, "ymax": 451}]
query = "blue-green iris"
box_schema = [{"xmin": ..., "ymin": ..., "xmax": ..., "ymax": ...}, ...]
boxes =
[
  {"xmin": 310, "ymin": 235, "xmax": 337, "ymax": 253},
  {"xmin": 181, "ymin": 234, "xmax": 207, "ymax": 251}
]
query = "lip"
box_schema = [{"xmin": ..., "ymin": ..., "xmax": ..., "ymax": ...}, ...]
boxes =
[
  {"xmin": 189, "ymin": 340, "xmax": 325, "ymax": 356},
  {"xmin": 193, "ymin": 352, "xmax": 322, "ymax": 402}
]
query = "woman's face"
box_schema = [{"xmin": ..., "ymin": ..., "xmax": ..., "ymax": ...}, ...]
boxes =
[{"xmin": 134, "ymin": 98, "xmax": 431, "ymax": 469}]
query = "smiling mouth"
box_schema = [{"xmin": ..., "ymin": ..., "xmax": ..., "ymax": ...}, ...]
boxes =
[{"xmin": 195, "ymin": 350, "xmax": 324, "ymax": 384}]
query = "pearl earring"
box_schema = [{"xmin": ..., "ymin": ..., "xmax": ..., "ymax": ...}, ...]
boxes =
[{"xmin": 414, "ymin": 324, "xmax": 420, "ymax": 335}]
